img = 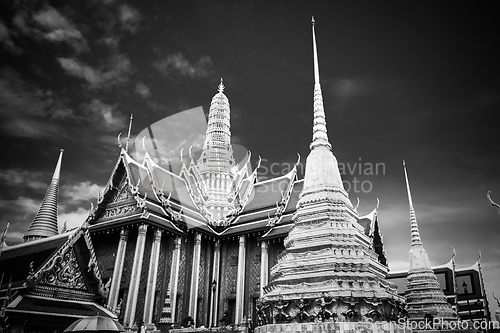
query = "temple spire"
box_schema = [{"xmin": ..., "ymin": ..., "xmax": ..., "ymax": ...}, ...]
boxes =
[
  {"xmin": 197, "ymin": 80, "xmax": 236, "ymax": 222},
  {"xmin": 403, "ymin": 160, "xmax": 457, "ymax": 322},
  {"xmin": 312, "ymin": 17, "xmax": 319, "ymax": 84},
  {"xmin": 23, "ymin": 149, "xmax": 63, "ymax": 242},
  {"xmin": 403, "ymin": 160, "xmax": 423, "ymax": 246},
  {"xmin": 310, "ymin": 16, "xmax": 331, "ymax": 150},
  {"xmin": 218, "ymin": 77, "xmax": 224, "ymax": 93}
]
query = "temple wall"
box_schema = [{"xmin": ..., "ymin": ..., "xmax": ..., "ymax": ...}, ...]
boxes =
[
  {"xmin": 154, "ymin": 233, "xmax": 174, "ymax": 323},
  {"xmin": 245, "ymin": 236, "xmax": 261, "ymax": 322},
  {"xmin": 178, "ymin": 234, "xmax": 191, "ymax": 323},
  {"xmin": 197, "ymin": 237, "xmax": 213, "ymax": 327},
  {"xmin": 219, "ymin": 239, "xmax": 239, "ymax": 323},
  {"xmin": 92, "ymin": 229, "xmax": 121, "ymax": 282},
  {"xmin": 133, "ymin": 228, "xmax": 153, "ymax": 325}
]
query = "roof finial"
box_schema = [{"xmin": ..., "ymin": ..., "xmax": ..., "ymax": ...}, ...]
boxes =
[
  {"xmin": 309, "ymin": 17, "xmax": 331, "ymax": 150},
  {"xmin": 218, "ymin": 78, "xmax": 225, "ymax": 93},
  {"xmin": 403, "ymin": 160, "xmax": 413, "ymax": 207},
  {"xmin": 125, "ymin": 114, "xmax": 133, "ymax": 153},
  {"xmin": 402, "ymin": 160, "xmax": 422, "ymax": 246},
  {"xmin": 312, "ymin": 17, "xmax": 319, "ymax": 85}
]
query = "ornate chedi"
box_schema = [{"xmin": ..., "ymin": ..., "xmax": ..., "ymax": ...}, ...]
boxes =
[
  {"xmin": 260, "ymin": 18, "xmax": 404, "ymax": 323},
  {"xmin": 180, "ymin": 79, "xmax": 254, "ymax": 227},
  {"xmin": 23, "ymin": 149, "xmax": 64, "ymax": 242},
  {"xmin": 403, "ymin": 161, "xmax": 457, "ymax": 322},
  {"xmin": 196, "ymin": 79, "xmax": 237, "ymax": 222}
]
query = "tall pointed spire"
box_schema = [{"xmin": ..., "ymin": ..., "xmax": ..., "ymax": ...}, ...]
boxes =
[
  {"xmin": 403, "ymin": 160, "xmax": 423, "ymax": 246},
  {"xmin": 310, "ymin": 16, "xmax": 331, "ymax": 150},
  {"xmin": 23, "ymin": 149, "xmax": 63, "ymax": 242},
  {"xmin": 402, "ymin": 160, "xmax": 457, "ymax": 322},
  {"xmin": 299, "ymin": 17, "xmax": 346, "ymax": 202},
  {"xmin": 197, "ymin": 79, "xmax": 236, "ymax": 222},
  {"xmin": 262, "ymin": 18, "xmax": 404, "ymax": 316}
]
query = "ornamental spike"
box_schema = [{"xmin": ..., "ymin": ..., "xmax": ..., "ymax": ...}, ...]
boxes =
[
  {"xmin": 125, "ymin": 114, "xmax": 133, "ymax": 153},
  {"xmin": 310, "ymin": 17, "xmax": 331, "ymax": 150},
  {"xmin": 218, "ymin": 77, "xmax": 225, "ymax": 93},
  {"xmin": 402, "ymin": 160, "xmax": 422, "ymax": 247}
]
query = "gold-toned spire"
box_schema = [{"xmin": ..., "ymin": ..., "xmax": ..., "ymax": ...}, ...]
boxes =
[
  {"xmin": 24, "ymin": 149, "xmax": 64, "ymax": 242},
  {"xmin": 218, "ymin": 77, "xmax": 225, "ymax": 93},
  {"xmin": 310, "ymin": 17, "xmax": 331, "ymax": 150},
  {"xmin": 403, "ymin": 160, "xmax": 422, "ymax": 246}
]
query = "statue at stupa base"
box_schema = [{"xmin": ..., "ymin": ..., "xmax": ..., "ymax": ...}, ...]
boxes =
[{"xmin": 259, "ymin": 292, "xmax": 406, "ymax": 326}]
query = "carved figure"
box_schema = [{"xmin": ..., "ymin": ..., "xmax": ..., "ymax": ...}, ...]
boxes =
[
  {"xmin": 295, "ymin": 297, "xmax": 310, "ymax": 323},
  {"xmin": 317, "ymin": 295, "xmax": 334, "ymax": 322}
]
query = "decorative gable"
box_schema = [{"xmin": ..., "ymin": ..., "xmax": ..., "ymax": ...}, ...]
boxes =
[
  {"xmin": 40, "ymin": 246, "xmax": 87, "ymax": 291},
  {"xmin": 110, "ymin": 176, "xmax": 134, "ymax": 204}
]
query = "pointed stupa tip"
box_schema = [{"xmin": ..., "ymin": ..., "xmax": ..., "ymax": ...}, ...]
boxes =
[
  {"xmin": 52, "ymin": 149, "xmax": 64, "ymax": 180},
  {"xmin": 218, "ymin": 77, "xmax": 225, "ymax": 93},
  {"xmin": 23, "ymin": 150, "xmax": 63, "ymax": 242},
  {"xmin": 402, "ymin": 160, "xmax": 423, "ymax": 246},
  {"xmin": 309, "ymin": 17, "xmax": 331, "ymax": 150},
  {"xmin": 403, "ymin": 159, "xmax": 413, "ymax": 207}
]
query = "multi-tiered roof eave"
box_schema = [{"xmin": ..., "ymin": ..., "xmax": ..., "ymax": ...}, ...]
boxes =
[
  {"xmin": 86, "ymin": 144, "xmax": 303, "ymax": 239},
  {"xmin": 0, "ymin": 226, "xmax": 115, "ymax": 321}
]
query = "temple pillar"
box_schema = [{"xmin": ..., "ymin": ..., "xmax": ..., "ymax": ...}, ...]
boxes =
[
  {"xmin": 189, "ymin": 233, "xmax": 202, "ymax": 323},
  {"xmin": 143, "ymin": 229, "xmax": 163, "ymax": 325},
  {"xmin": 169, "ymin": 237, "xmax": 182, "ymax": 323},
  {"xmin": 260, "ymin": 241, "xmax": 268, "ymax": 296},
  {"xmin": 108, "ymin": 228, "xmax": 129, "ymax": 312},
  {"xmin": 123, "ymin": 224, "xmax": 148, "ymax": 328},
  {"xmin": 210, "ymin": 241, "xmax": 221, "ymax": 327},
  {"xmin": 235, "ymin": 235, "xmax": 246, "ymax": 324}
]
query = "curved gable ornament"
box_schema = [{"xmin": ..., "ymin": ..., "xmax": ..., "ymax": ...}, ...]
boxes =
[{"xmin": 487, "ymin": 190, "xmax": 500, "ymax": 216}]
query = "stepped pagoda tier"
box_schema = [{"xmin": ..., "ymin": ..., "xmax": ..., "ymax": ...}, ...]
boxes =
[
  {"xmin": 23, "ymin": 149, "xmax": 64, "ymax": 242},
  {"xmin": 260, "ymin": 18, "xmax": 404, "ymax": 323},
  {"xmin": 403, "ymin": 161, "xmax": 457, "ymax": 322}
]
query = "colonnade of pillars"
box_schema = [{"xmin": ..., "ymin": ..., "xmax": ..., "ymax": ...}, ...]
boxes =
[{"xmin": 107, "ymin": 226, "xmax": 271, "ymax": 328}]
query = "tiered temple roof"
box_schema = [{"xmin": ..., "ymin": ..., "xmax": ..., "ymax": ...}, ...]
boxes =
[{"xmin": 0, "ymin": 227, "xmax": 115, "ymax": 327}]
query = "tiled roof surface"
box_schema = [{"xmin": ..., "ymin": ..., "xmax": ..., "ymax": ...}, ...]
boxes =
[
  {"xmin": 283, "ymin": 180, "xmax": 303, "ymax": 213},
  {"xmin": 242, "ymin": 177, "xmax": 291, "ymax": 213},
  {"xmin": 10, "ymin": 296, "xmax": 110, "ymax": 318},
  {"xmin": 0, "ymin": 235, "xmax": 70, "ymax": 283}
]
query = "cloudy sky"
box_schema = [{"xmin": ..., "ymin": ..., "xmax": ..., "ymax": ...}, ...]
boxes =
[{"xmin": 1, "ymin": 0, "xmax": 499, "ymax": 315}]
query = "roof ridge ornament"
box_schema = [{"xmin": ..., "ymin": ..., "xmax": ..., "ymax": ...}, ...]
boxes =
[
  {"xmin": 218, "ymin": 77, "xmax": 225, "ymax": 93},
  {"xmin": 125, "ymin": 114, "xmax": 133, "ymax": 153},
  {"xmin": 487, "ymin": 190, "xmax": 500, "ymax": 216},
  {"xmin": 402, "ymin": 160, "xmax": 422, "ymax": 246},
  {"xmin": 310, "ymin": 17, "xmax": 331, "ymax": 150}
]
